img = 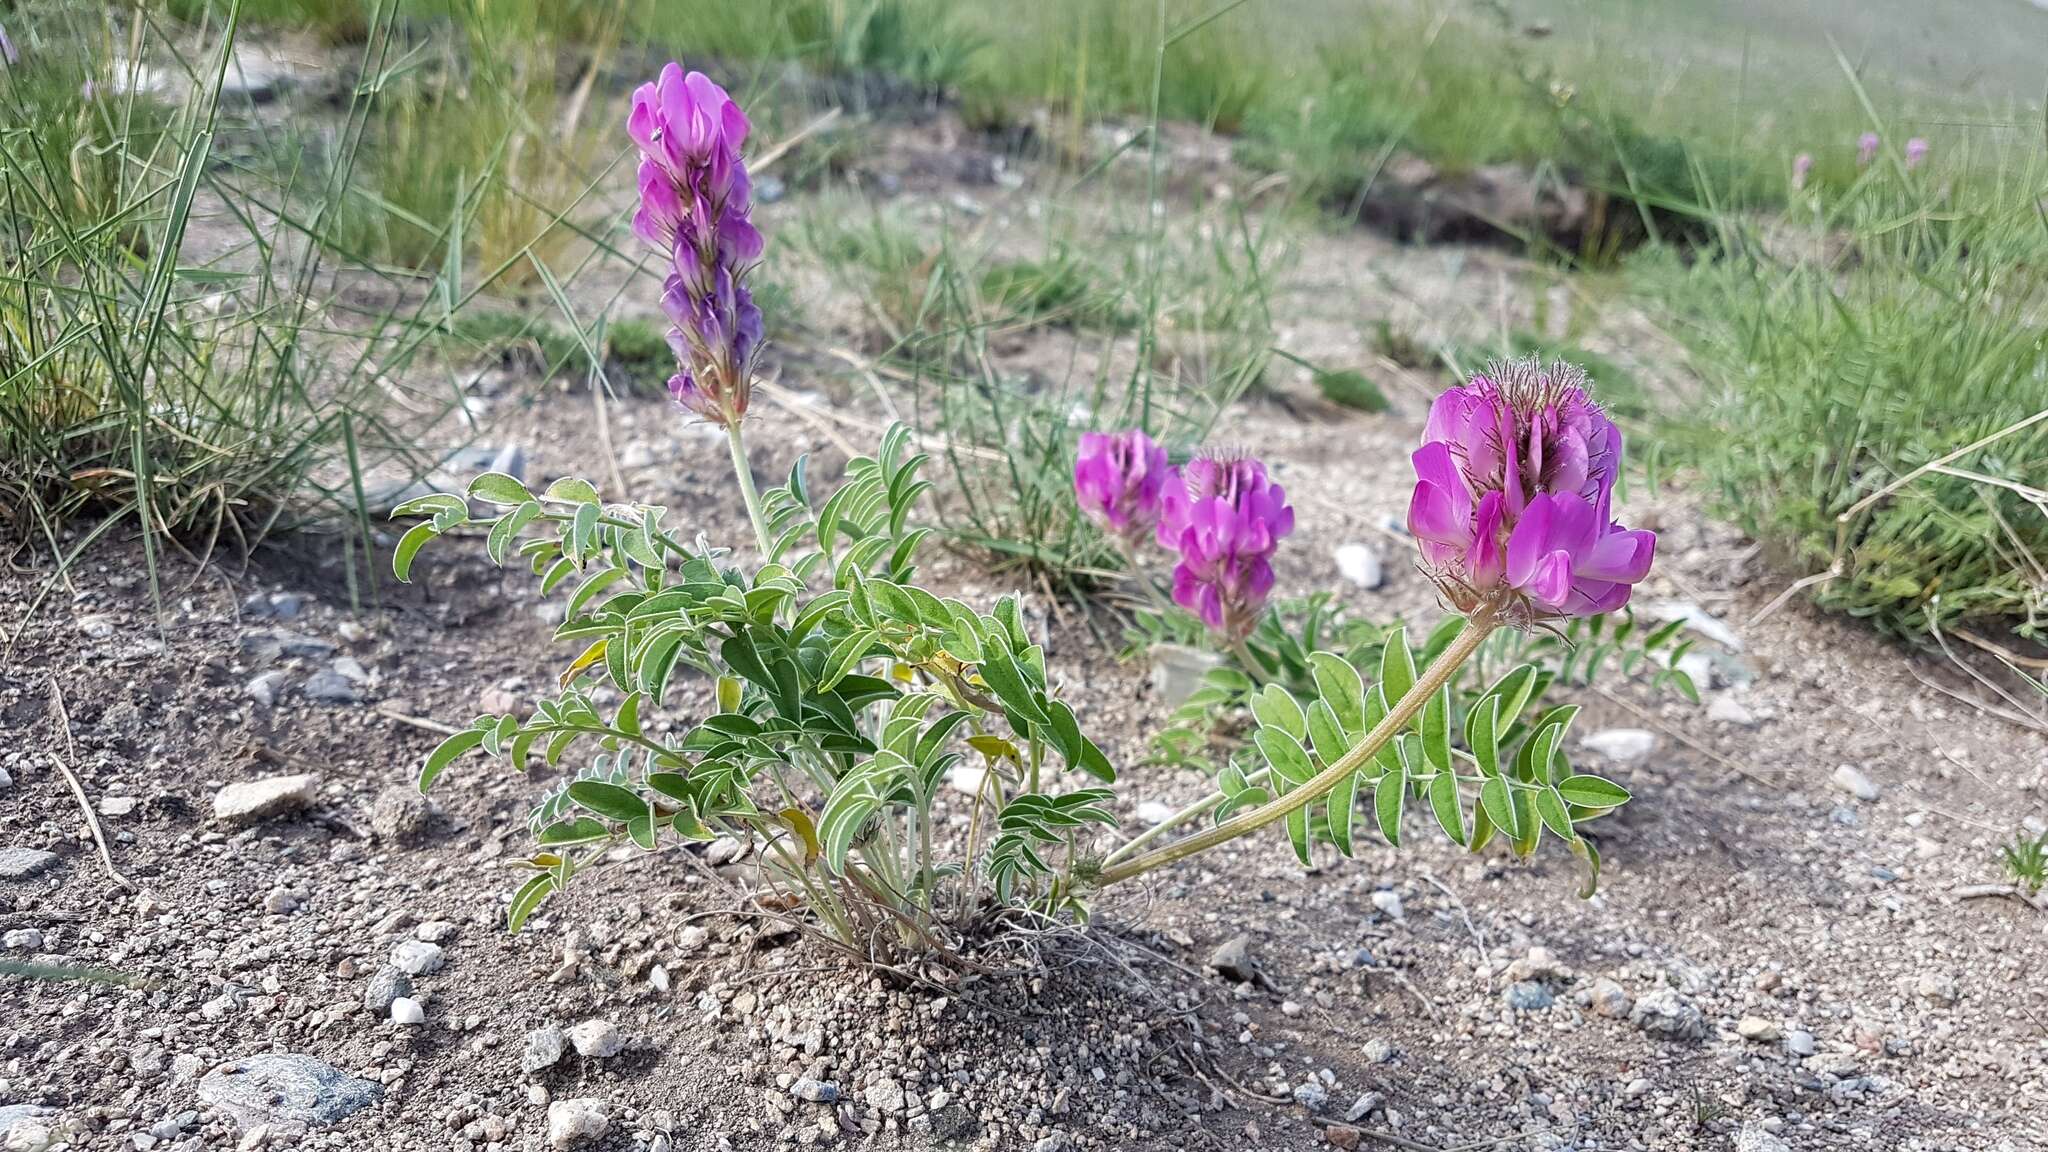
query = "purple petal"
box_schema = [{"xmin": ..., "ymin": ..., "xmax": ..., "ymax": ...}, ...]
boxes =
[
  {"xmin": 1504, "ymin": 493, "xmax": 1558, "ymax": 589},
  {"xmin": 1406, "ymin": 480, "xmax": 1471, "ymax": 546},
  {"xmin": 1578, "ymin": 527, "xmax": 1656, "ymax": 584}
]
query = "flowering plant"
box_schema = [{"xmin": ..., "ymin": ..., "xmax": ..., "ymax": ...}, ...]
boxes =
[
  {"xmin": 393, "ymin": 66, "xmax": 1653, "ymax": 958},
  {"xmin": 1080, "ymin": 358, "xmax": 1662, "ymax": 892}
]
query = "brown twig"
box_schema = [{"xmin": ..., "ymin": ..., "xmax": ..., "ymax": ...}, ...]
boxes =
[
  {"xmin": 1952, "ymin": 883, "xmax": 2047, "ymax": 912},
  {"xmin": 45, "ymin": 679, "xmax": 136, "ymax": 892},
  {"xmin": 376, "ymin": 706, "xmax": 464, "ymax": 737}
]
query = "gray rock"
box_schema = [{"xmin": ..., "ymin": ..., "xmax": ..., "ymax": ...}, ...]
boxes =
[
  {"xmin": 1646, "ymin": 599, "xmax": 1744, "ymax": 651},
  {"xmin": 1785, "ymin": 1030, "xmax": 1816, "ymax": 1057},
  {"xmin": 0, "ymin": 1105, "xmax": 63, "ymax": 1152},
  {"xmin": 4, "ymin": 929, "xmax": 44, "ymax": 951},
  {"xmin": 927, "ymin": 1103, "xmax": 975, "ymax": 1140},
  {"xmin": 415, "ymin": 920, "xmax": 457, "ymax": 944},
  {"xmin": 213, "ymin": 774, "xmax": 320, "ymax": 823},
  {"xmin": 1504, "ymin": 981, "xmax": 1554, "ymax": 1011},
  {"xmin": 1831, "ymin": 765, "xmax": 1880, "ymax": 802},
  {"xmin": 703, "ymin": 836, "xmax": 748, "ymax": 867},
  {"xmin": 1334, "ymin": 543, "xmax": 1383, "ymax": 590},
  {"xmin": 1291, "ymin": 1081, "xmax": 1328, "ymax": 1109},
  {"xmin": 522, "ymin": 1025, "xmax": 566, "ymax": 1073},
  {"xmin": 1629, "ymin": 988, "xmax": 1707, "ymax": 1041},
  {"xmin": 0, "ymin": 847, "xmax": 61, "ymax": 880},
  {"xmin": 303, "ymin": 668, "xmax": 358, "ymax": 704},
  {"xmin": 1505, "ymin": 946, "xmax": 1567, "ymax": 983},
  {"xmin": 790, "ymin": 1078, "xmax": 838, "ymax": 1103},
  {"xmin": 1030, "ymin": 1135, "xmax": 1072, "ymax": 1152},
  {"xmin": 363, "ymin": 966, "xmax": 411, "ymax": 1014},
  {"xmin": 1370, "ymin": 890, "xmax": 1404, "ymax": 920},
  {"xmin": 390, "ymin": 997, "xmax": 425, "ymax": 1026},
  {"xmin": 546, "ymin": 1098, "xmax": 609, "ymax": 1149},
  {"xmin": 389, "ymin": 940, "xmax": 443, "ymax": 976},
  {"xmin": 1581, "ymin": 728, "xmax": 1658, "ymax": 764},
  {"xmin": 0, "ymin": 767, "xmax": 11, "ymax": 789},
  {"xmin": 864, "ymin": 1076, "xmax": 906, "ymax": 1114},
  {"xmin": 567, "ymin": 1019, "xmax": 624, "ymax": 1059},
  {"xmin": 241, "ymin": 630, "xmax": 335, "ymax": 663},
  {"xmin": 370, "ymin": 787, "xmax": 434, "ymax": 845},
  {"xmin": 1150, "ymin": 643, "xmax": 1224, "ymax": 710},
  {"xmin": 195, "ymin": 1054, "xmax": 381, "ymax": 1130},
  {"xmin": 1734, "ymin": 1121, "xmax": 1793, "ymax": 1152},
  {"xmin": 1737, "ymin": 1016, "xmax": 1781, "ymax": 1042},
  {"xmin": 1706, "ymin": 695, "xmax": 1758, "ymax": 727},
  {"xmin": 1207, "ymin": 934, "xmax": 1257, "ymax": 983},
  {"xmin": 1587, "ymin": 978, "xmax": 1632, "ymax": 1019},
  {"xmin": 1344, "ymin": 1092, "xmax": 1383, "ymax": 1122},
  {"xmin": 244, "ymin": 671, "xmax": 289, "ymax": 707}
]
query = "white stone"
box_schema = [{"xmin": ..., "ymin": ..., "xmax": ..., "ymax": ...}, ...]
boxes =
[
  {"xmin": 390, "ymin": 998, "xmax": 425, "ymax": 1026},
  {"xmin": 1581, "ymin": 728, "xmax": 1658, "ymax": 764},
  {"xmin": 1831, "ymin": 765, "xmax": 1880, "ymax": 803},
  {"xmin": 388, "ymin": 940, "xmax": 444, "ymax": 976},
  {"xmin": 1707, "ymin": 695, "xmax": 1757, "ymax": 727},
  {"xmin": 1736, "ymin": 1016, "xmax": 1780, "ymax": 1042},
  {"xmin": 1135, "ymin": 801, "xmax": 1175, "ymax": 826},
  {"xmin": 213, "ymin": 774, "xmax": 320, "ymax": 823},
  {"xmin": 546, "ymin": 1099, "xmax": 609, "ymax": 1149},
  {"xmin": 567, "ymin": 1019, "xmax": 624, "ymax": 1059},
  {"xmin": 1370, "ymin": 890, "xmax": 1404, "ymax": 920},
  {"xmin": 1334, "ymin": 544, "xmax": 1384, "ymax": 590}
]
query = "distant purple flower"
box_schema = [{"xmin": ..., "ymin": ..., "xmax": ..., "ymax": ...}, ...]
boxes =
[
  {"xmin": 1791, "ymin": 152, "xmax": 1812, "ymax": 190},
  {"xmin": 629, "ymin": 62, "xmax": 763, "ymax": 429},
  {"xmin": 0, "ymin": 23, "xmax": 17, "ymax": 67},
  {"xmin": 1157, "ymin": 455, "xmax": 1294, "ymax": 640},
  {"xmin": 1074, "ymin": 429, "xmax": 1171, "ymax": 546},
  {"xmin": 1904, "ymin": 137, "xmax": 1928, "ymax": 170},
  {"xmin": 1407, "ymin": 359, "xmax": 1655, "ymax": 621},
  {"xmin": 1857, "ymin": 132, "xmax": 1880, "ymax": 168}
]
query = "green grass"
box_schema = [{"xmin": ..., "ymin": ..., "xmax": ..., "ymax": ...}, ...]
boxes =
[
  {"xmin": 0, "ymin": 5, "xmax": 419, "ymax": 595},
  {"xmin": 1639, "ymin": 151, "xmax": 2048, "ymax": 640}
]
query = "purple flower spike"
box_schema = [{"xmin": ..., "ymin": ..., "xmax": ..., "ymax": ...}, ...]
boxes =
[
  {"xmin": 1157, "ymin": 455, "xmax": 1294, "ymax": 641},
  {"xmin": 0, "ymin": 23, "xmax": 17, "ymax": 67},
  {"xmin": 1857, "ymin": 132, "xmax": 1880, "ymax": 168},
  {"xmin": 1074, "ymin": 429, "xmax": 1171, "ymax": 546},
  {"xmin": 1904, "ymin": 137, "xmax": 1928, "ymax": 170},
  {"xmin": 1791, "ymin": 152, "xmax": 1812, "ymax": 190},
  {"xmin": 630, "ymin": 62, "xmax": 763, "ymax": 429},
  {"xmin": 1406, "ymin": 358, "xmax": 1655, "ymax": 622}
]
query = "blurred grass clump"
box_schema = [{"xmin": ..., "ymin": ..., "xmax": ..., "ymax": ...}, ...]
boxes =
[
  {"xmin": 0, "ymin": 3, "xmax": 490, "ymax": 602},
  {"xmin": 1640, "ymin": 152, "xmax": 2048, "ymax": 640}
]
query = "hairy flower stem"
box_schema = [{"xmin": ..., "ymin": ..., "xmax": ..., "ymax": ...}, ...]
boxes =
[
  {"xmin": 725, "ymin": 421, "xmax": 772, "ymax": 556},
  {"xmin": 1095, "ymin": 612, "xmax": 1499, "ymax": 888}
]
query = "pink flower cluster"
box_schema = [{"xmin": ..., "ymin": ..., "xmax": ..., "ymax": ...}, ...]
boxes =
[
  {"xmin": 1074, "ymin": 431, "xmax": 1293, "ymax": 641},
  {"xmin": 1406, "ymin": 359, "xmax": 1654, "ymax": 620},
  {"xmin": 1074, "ymin": 430, "xmax": 1171, "ymax": 546},
  {"xmin": 629, "ymin": 63, "xmax": 763, "ymax": 428}
]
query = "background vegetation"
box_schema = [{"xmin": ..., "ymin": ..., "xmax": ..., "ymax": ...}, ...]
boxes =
[{"xmin": 4, "ymin": 0, "xmax": 2045, "ymax": 646}]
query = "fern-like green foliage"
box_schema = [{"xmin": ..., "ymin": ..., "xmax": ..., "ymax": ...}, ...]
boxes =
[{"xmin": 392, "ymin": 426, "xmax": 1117, "ymax": 952}]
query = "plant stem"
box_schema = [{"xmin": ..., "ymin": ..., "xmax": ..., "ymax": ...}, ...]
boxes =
[
  {"xmin": 1101, "ymin": 766, "xmax": 1272, "ymax": 867},
  {"xmin": 725, "ymin": 419, "xmax": 772, "ymax": 556},
  {"xmin": 1096, "ymin": 612, "xmax": 1498, "ymax": 887}
]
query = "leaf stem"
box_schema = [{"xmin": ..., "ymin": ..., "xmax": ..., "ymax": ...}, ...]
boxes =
[
  {"xmin": 725, "ymin": 419, "xmax": 773, "ymax": 556},
  {"xmin": 1096, "ymin": 612, "xmax": 1498, "ymax": 887}
]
